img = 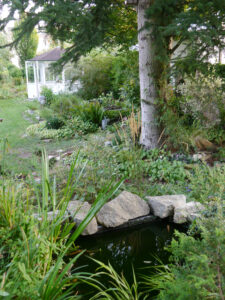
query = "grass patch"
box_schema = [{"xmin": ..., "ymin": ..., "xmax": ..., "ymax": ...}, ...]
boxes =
[{"xmin": 0, "ymin": 98, "xmax": 79, "ymax": 175}]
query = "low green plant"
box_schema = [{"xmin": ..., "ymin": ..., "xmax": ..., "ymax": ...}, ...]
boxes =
[
  {"xmin": 26, "ymin": 100, "xmax": 40, "ymax": 111},
  {"xmin": 69, "ymin": 116, "xmax": 98, "ymax": 135},
  {"xmin": 39, "ymin": 106, "xmax": 55, "ymax": 120},
  {"xmin": 26, "ymin": 121, "xmax": 60, "ymax": 139},
  {"xmin": 114, "ymin": 147, "xmax": 187, "ymax": 183},
  {"xmin": 187, "ymin": 163, "xmax": 225, "ymax": 203}
]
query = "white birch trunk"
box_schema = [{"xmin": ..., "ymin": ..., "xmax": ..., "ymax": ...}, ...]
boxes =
[{"xmin": 138, "ymin": 0, "xmax": 159, "ymax": 149}]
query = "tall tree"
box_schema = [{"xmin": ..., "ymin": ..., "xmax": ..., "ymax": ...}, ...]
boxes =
[
  {"xmin": 13, "ymin": 16, "xmax": 38, "ymax": 68},
  {"xmin": 137, "ymin": 0, "xmax": 159, "ymax": 147},
  {"xmin": 1, "ymin": 0, "xmax": 224, "ymax": 148}
]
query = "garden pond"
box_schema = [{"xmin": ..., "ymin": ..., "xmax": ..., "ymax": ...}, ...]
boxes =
[{"xmin": 76, "ymin": 220, "xmax": 187, "ymax": 297}]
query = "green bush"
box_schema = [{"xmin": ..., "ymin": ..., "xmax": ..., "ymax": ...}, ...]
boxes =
[
  {"xmin": 57, "ymin": 116, "xmax": 98, "ymax": 139},
  {"xmin": 50, "ymin": 93, "xmax": 82, "ymax": 117},
  {"xmin": 41, "ymin": 86, "xmax": 55, "ymax": 106},
  {"xmin": 39, "ymin": 106, "xmax": 55, "ymax": 120},
  {"xmin": 78, "ymin": 102, "xmax": 104, "ymax": 126},
  {"xmin": 151, "ymin": 201, "xmax": 225, "ymax": 300},
  {"xmin": 45, "ymin": 116, "xmax": 65, "ymax": 129},
  {"xmin": 76, "ymin": 49, "xmax": 116, "ymax": 99},
  {"xmin": 104, "ymin": 108, "xmax": 130, "ymax": 122},
  {"xmin": 177, "ymin": 74, "xmax": 225, "ymax": 128},
  {"xmin": 111, "ymin": 50, "xmax": 140, "ymax": 103},
  {"xmin": 214, "ymin": 63, "xmax": 225, "ymax": 81}
]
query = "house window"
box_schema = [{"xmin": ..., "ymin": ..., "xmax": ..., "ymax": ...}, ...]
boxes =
[
  {"xmin": 27, "ymin": 64, "xmax": 35, "ymax": 83},
  {"xmin": 45, "ymin": 64, "xmax": 55, "ymax": 82}
]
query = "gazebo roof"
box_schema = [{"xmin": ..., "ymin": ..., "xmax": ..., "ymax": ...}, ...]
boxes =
[{"xmin": 27, "ymin": 47, "xmax": 65, "ymax": 61}]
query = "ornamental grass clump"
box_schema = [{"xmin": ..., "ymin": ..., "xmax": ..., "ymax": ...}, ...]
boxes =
[{"xmin": 0, "ymin": 147, "xmax": 122, "ymax": 298}]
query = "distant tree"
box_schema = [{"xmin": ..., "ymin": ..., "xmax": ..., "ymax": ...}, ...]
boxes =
[{"xmin": 13, "ymin": 16, "xmax": 38, "ymax": 68}]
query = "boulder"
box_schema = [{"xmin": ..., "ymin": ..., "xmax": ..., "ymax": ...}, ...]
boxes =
[
  {"xmin": 97, "ymin": 191, "xmax": 150, "ymax": 228},
  {"xmin": 146, "ymin": 195, "xmax": 186, "ymax": 219},
  {"xmin": 174, "ymin": 201, "xmax": 205, "ymax": 224},
  {"xmin": 173, "ymin": 208, "xmax": 189, "ymax": 224},
  {"xmin": 67, "ymin": 201, "xmax": 98, "ymax": 235}
]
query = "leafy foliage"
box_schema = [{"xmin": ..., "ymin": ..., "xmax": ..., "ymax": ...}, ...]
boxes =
[
  {"xmin": 76, "ymin": 49, "xmax": 116, "ymax": 99},
  {"xmin": 45, "ymin": 116, "xmax": 65, "ymax": 130},
  {"xmin": 78, "ymin": 102, "xmax": 104, "ymax": 126},
  {"xmin": 177, "ymin": 74, "xmax": 225, "ymax": 128},
  {"xmin": 41, "ymin": 87, "xmax": 55, "ymax": 106},
  {"xmin": 147, "ymin": 201, "xmax": 225, "ymax": 300},
  {"xmin": 111, "ymin": 50, "xmax": 139, "ymax": 103},
  {"xmin": 0, "ymin": 148, "xmax": 123, "ymax": 298},
  {"xmin": 13, "ymin": 16, "xmax": 38, "ymax": 68}
]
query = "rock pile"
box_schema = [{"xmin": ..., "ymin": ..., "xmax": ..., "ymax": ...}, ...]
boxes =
[{"xmin": 33, "ymin": 191, "xmax": 205, "ymax": 235}]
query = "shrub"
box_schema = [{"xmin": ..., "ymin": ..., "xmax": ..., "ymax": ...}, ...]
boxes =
[
  {"xmin": 76, "ymin": 49, "xmax": 115, "ymax": 99},
  {"xmin": 39, "ymin": 106, "xmax": 55, "ymax": 120},
  {"xmin": 69, "ymin": 116, "xmax": 98, "ymax": 134},
  {"xmin": 150, "ymin": 200, "xmax": 225, "ymax": 300},
  {"xmin": 26, "ymin": 117, "xmax": 98, "ymax": 140},
  {"xmin": 104, "ymin": 108, "xmax": 130, "ymax": 122},
  {"xmin": 177, "ymin": 74, "xmax": 225, "ymax": 128},
  {"xmin": 79, "ymin": 102, "xmax": 104, "ymax": 126},
  {"xmin": 111, "ymin": 50, "xmax": 140, "ymax": 103},
  {"xmin": 41, "ymin": 86, "xmax": 55, "ymax": 106},
  {"xmin": 50, "ymin": 93, "xmax": 82, "ymax": 117},
  {"xmin": 214, "ymin": 63, "xmax": 225, "ymax": 82},
  {"xmin": 45, "ymin": 116, "xmax": 65, "ymax": 130}
]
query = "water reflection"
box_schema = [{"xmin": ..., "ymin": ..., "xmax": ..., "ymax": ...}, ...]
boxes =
[{"xmin": 77, "ymin": 221, "xmax": 184, "ymax": 280}]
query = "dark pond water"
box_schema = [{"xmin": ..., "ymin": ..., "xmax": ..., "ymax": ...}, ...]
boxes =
[{"xmin": 76, "ymin": 220, "xmax": 186, "ymax": 298}]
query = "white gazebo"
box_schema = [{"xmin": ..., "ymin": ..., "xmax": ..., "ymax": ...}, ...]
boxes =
[{"xmin": 25, "ymin": 47, "xmax": 80, "ymax": 99}]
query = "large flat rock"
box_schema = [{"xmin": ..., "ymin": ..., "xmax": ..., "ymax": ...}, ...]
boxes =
[
  {"xmin": 146, "ymin": 195, "xmax": 186, "ymax": 218},
  {"xmin": 67, "ymin": 201, "xmax": 98, "ymax": 235},
  {"xmin": 96, "ymin": 191, "xmax": 150, "ymax": 228}
]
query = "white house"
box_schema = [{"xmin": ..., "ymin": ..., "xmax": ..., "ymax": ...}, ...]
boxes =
[{"xmin": 25, "ymin": 47, "xmax": 80, "ymax": 99}]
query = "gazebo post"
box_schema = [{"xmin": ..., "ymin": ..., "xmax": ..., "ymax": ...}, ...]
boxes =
[
  {"xmin": 25, "ymin": 61, "xmax": 29, "ymax": 98},
  {"xmin": 35, "ymin": 61, "xmax": 40, "ymax": 99},
  {"xmin": 43, "ymin": 62, "xmax": 46, "ymax": 85}
]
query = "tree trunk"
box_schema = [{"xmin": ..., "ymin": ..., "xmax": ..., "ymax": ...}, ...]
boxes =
[{"xmin": 138, "ymin": 0, "xmax": 159, "ymax": 149}]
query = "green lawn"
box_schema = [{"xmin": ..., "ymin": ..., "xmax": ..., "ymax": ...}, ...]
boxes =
[{"xmin": 0, "ymin": 98, "xmax": 77, "ymax": 175}]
